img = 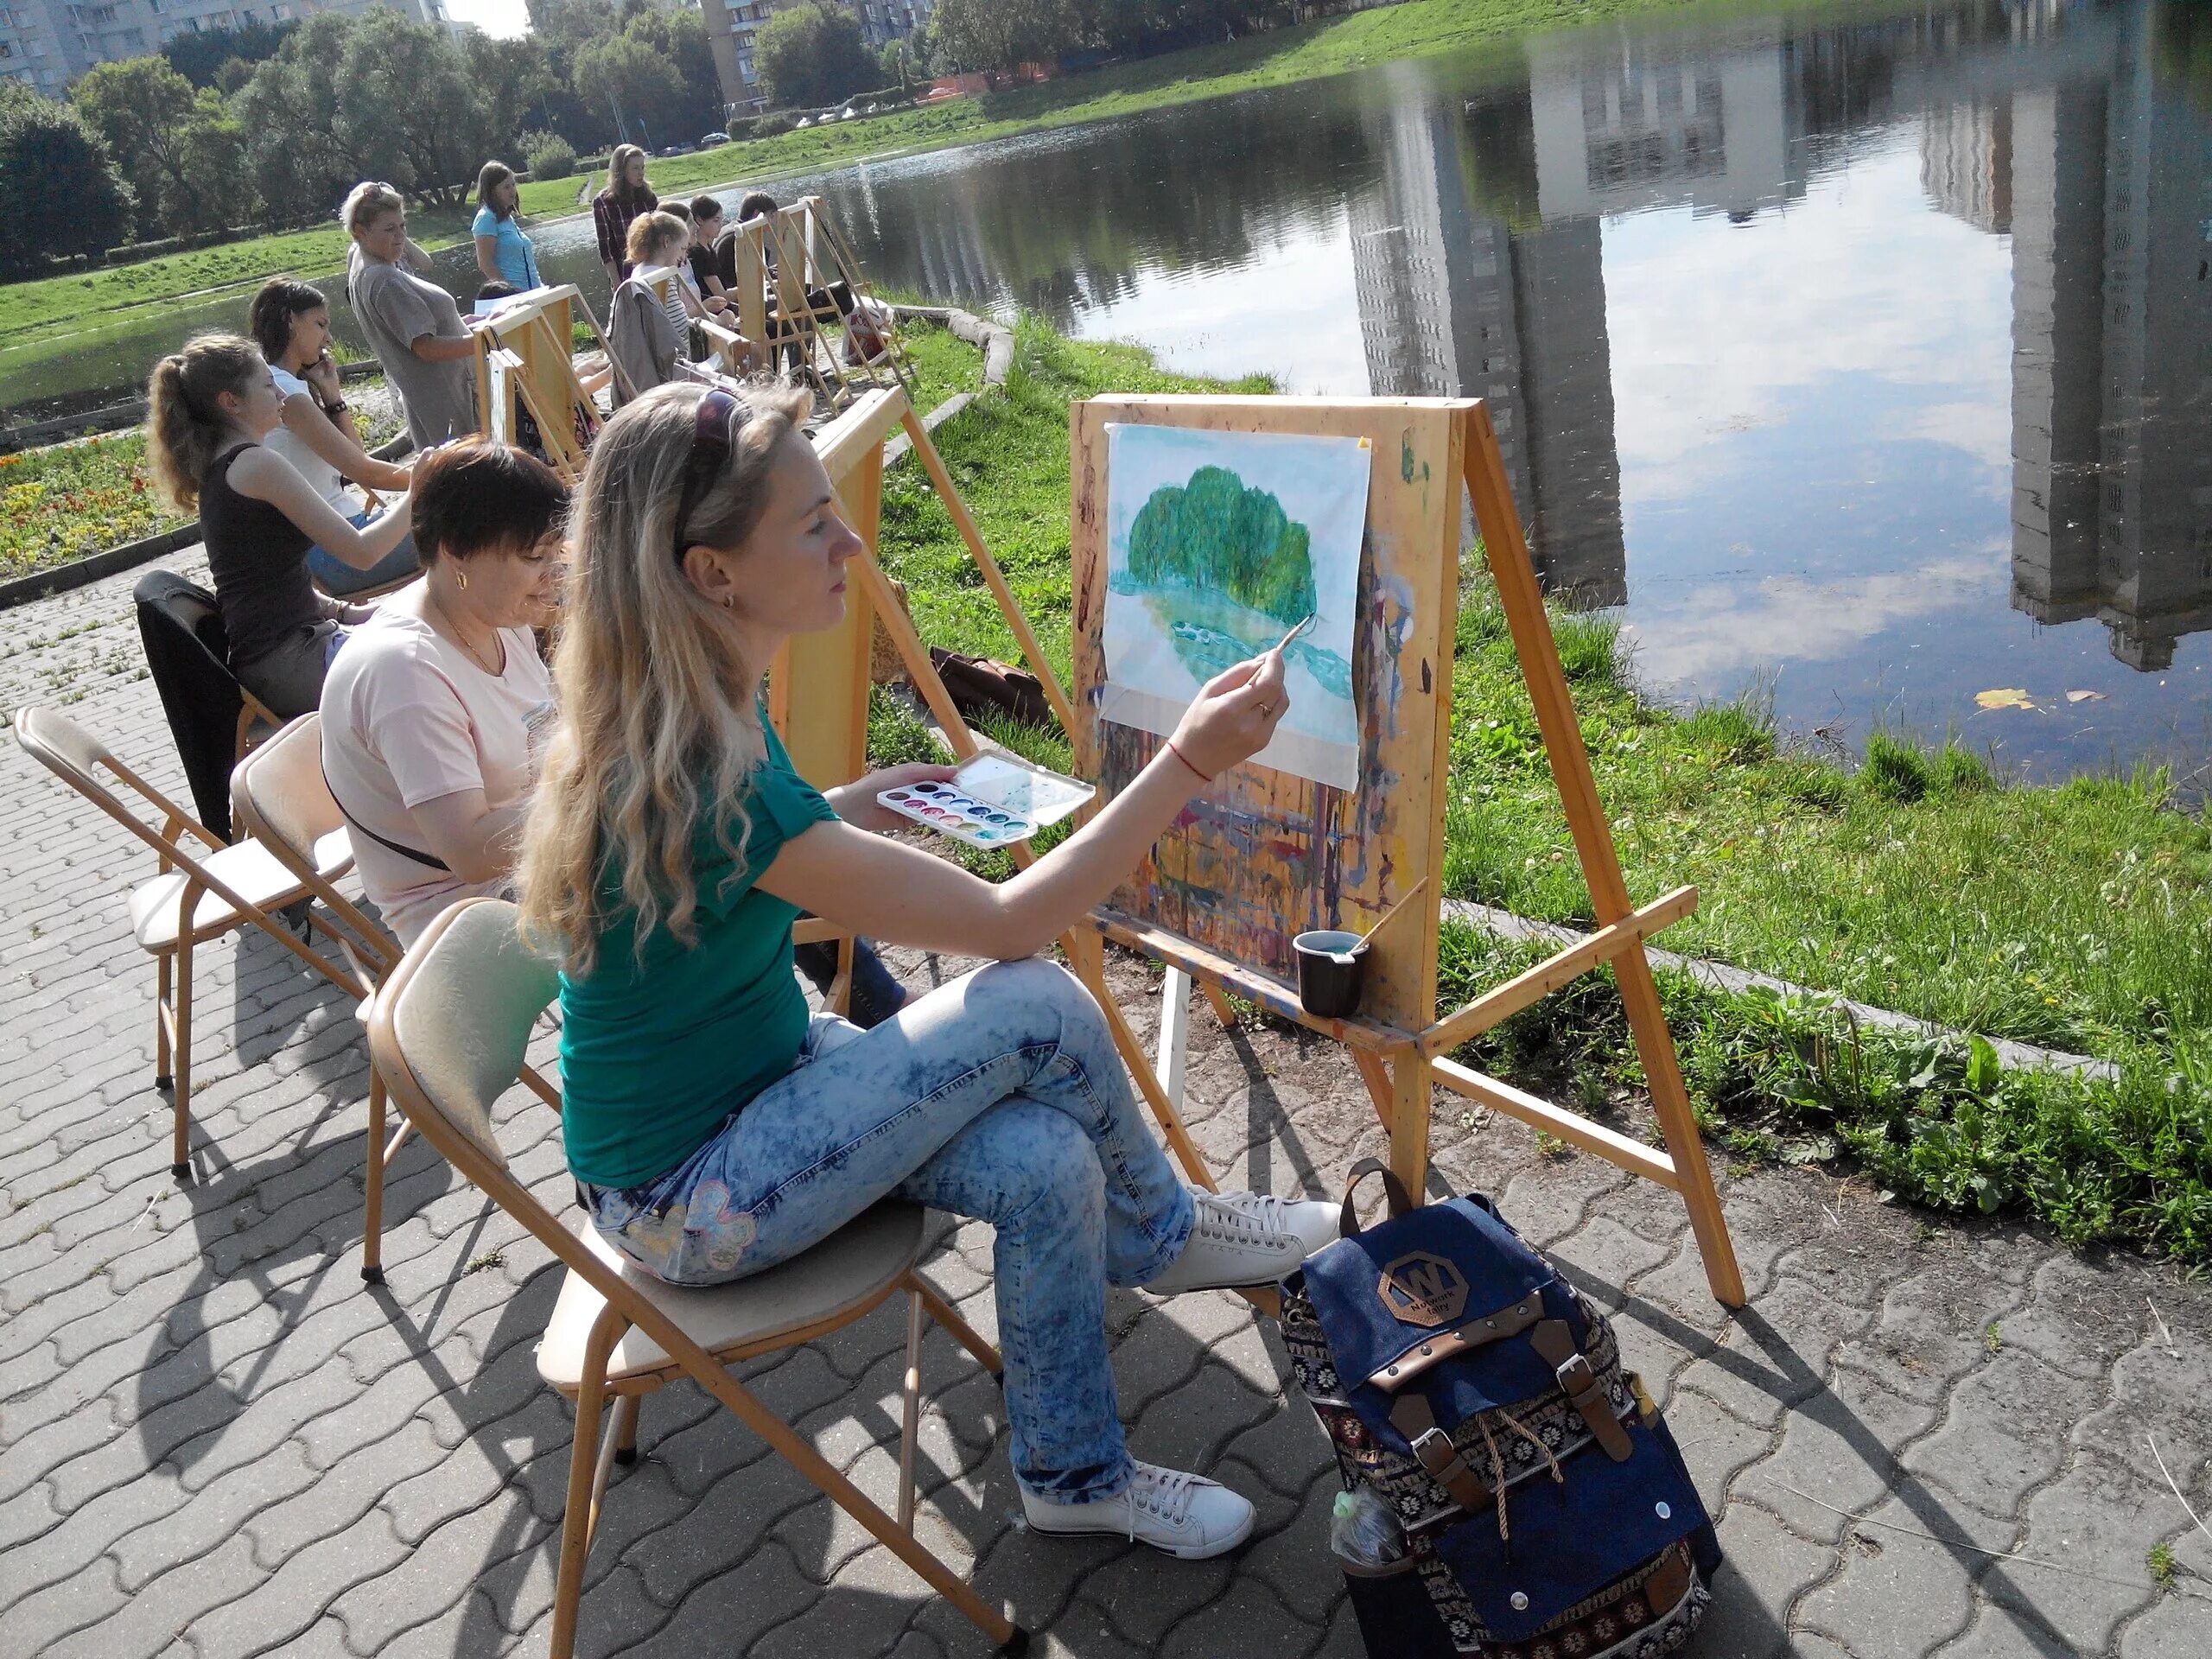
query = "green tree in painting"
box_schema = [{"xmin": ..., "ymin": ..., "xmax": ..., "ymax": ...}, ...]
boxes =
[{"xmin": 1127, "ymin": 466, "xmax": 1315, "ymax": 624}]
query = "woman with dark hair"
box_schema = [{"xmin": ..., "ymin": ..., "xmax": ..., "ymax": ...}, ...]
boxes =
[
  {"xmin": 592, "ymin": 143, "xmax": 658, "ymax": 289},
  {"xmin": 516, "ymin": 382, "xmax": 1332, "ymax": 1560},
  {"xmin": 247, "ymin": 277, "xmax": 420, "ymax": 599},
  {"xmin": 321, "ymin": 437, "xmax": 563, "ymax": 944},
  {"xmin": 145, "ymin": 334, "xmax": 414, "ymax": 716},
  {"xmin": 343, "ymin": 181, "xmax": 480, "ymax": 452},
  {"xmin": 472, "ymin": 161, "xmax": 542, "ymax": 293}
]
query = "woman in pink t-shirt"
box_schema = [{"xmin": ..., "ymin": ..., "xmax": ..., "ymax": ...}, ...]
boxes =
[{"xmin": 319, "ymin": 438, "xmax": 564, "ymax": 944}]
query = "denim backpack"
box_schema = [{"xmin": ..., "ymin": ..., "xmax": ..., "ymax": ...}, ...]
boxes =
[{"xmin": 1281, "ymin": 1161, "xmax": 1723, "ymax": 1657}]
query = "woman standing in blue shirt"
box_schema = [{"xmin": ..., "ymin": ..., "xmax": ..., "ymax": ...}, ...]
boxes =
[{"xmin": 471, "ymin": 162, "xmax": 541, "ymax": 294}]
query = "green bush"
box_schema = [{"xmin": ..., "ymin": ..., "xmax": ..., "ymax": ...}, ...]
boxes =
[{"xmin": 521, "ymin": 129, "xmax": 577, "ymax": 181}]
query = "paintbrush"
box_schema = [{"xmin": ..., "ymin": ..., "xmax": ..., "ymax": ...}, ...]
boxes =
[{"xmin": 1271, "ymin": 612, "xmax": 1318, "ymax": 658}]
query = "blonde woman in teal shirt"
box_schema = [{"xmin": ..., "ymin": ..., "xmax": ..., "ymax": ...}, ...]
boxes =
[{"xmin": 518, "ymin": 381, "xmax": 1339, "ymax": 1560}]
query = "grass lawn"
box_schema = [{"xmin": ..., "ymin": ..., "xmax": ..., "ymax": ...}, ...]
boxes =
[
  {"xmin": 3, "ymin": 0, "xmax": 1851, "ymax": 348},
  {"xmin": 869, "ymin": 318, "xmax": 2212, "ymax": 1264}
]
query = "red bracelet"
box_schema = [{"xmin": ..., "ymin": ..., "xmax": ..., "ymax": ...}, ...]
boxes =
[{"xmin": 1166, "ymin": 739, "xmax": 1212, "ymax": 784}]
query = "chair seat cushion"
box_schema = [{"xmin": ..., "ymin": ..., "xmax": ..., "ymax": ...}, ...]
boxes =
[
  {"xmin": 128, "ymin": 829, "xmax": 353, "ymax": 950},
  {"xmin": 538, "ymin": 1200, "xmax": 927, "ymax": 1389}
]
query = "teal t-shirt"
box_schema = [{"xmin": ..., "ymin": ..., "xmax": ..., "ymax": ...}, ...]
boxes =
[
  {"xmin": 557, "ymin": 725, "xmax": 837, "ymax": 1189},
  {"xmin": 471, "ymin": 205, "xmax": 541, "ymax": 290}
]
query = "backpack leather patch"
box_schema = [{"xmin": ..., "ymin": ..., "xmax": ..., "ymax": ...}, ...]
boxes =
[{"xmin": 1378, "ymin": 1250, "xmax": 1469, "ymax": 1327}]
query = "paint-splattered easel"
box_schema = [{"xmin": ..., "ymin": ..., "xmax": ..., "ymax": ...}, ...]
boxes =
[
  {"xmin": 785, "ymin": 386, "xmax": 1745, "ymax": 1309},
  {"xmin": 1069, "ymin": 395, "xmax": 1745, "ymax": 1308}
]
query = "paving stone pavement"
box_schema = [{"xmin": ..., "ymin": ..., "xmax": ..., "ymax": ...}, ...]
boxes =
[{"xmin": 3, "ymin": 556, "xmax": 2210, "ymax": 1657}]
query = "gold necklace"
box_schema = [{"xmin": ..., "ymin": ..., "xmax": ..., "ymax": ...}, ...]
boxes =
[{"xmin": 428, "ymin": 585, "xmax": 505, "ymax": 677}]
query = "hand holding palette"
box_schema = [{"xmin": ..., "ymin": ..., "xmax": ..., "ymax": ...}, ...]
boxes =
[{"xmin": 877, "ymin": 753, "xmax": 1096, "ymax": 850}]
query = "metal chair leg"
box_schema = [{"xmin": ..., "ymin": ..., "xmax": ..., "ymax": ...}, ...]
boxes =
[
  {"xmin": 613, "ymin": 1393, "xmax": 640, "ymax": 1467},
  {"xmin": 911, "ymin": 1275, "xmax": 1002, "ymax": 1376},
  {"xmin": 361, "ymin": 1068, "xmax": 387, "ymax": 1285},
  {"xmin": 899, "ymin": 1288, "xmax": 925, "ymax": 1533},
  {"xmin": 550, "ymin": 1309, "xmax": 623, "ymax": 1659},
  {"xmin": 169, "ymin": 928, "xmax": 195, "ymax": 1177},
  {"xmin": 154, "ymin": 948, "xmax": 172, "ymax": 1090}
]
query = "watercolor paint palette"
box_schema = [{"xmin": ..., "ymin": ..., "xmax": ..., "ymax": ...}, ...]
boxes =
[{"xmin": 878, "ymin": 753, "xmax": 1096, "ymax": 850}]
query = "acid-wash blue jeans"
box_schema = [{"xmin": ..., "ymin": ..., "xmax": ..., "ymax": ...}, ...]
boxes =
[{"xmin": 581, "ymin": 957, "xmax": 1198, "ymax": 1502}]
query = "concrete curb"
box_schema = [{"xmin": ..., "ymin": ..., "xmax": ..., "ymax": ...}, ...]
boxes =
[
  {"xmin": 880, "ymin": 305, "xmax": 1012, "ymax": 468},
  {"xmin": 1440, "ymin": 896, "xmax": 2120, "ymax": 1081},
  {"xmin": 0, "ymin": 429, "xmax": 416, "ymax": 613},
  {"xmin": 890, "ymin": 303, "xmax": 1015, "ymax": 387}
]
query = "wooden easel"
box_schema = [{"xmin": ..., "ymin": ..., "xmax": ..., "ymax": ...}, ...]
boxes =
[
  {"xmin": 1069, "ymin": 395, "xmax": 1745, "ymax": 1307},
  {"xmin": 723, "ymin": 198, "xmax": 914, "ymax": 408},
  {"xmin": 782, "ymin": 387, "xmax": 1745, "ymax": 1309},
  {"xmin": 470, "ymin": 283, "xmax": 608, "ymax": 480}
]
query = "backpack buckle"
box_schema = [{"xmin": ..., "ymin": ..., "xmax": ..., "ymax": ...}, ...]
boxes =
[{"xmin": 1532, "ymin": 1319, "xmax": 1633, "ymax": 1462}]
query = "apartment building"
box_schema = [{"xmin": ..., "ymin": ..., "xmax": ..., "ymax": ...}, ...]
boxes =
[
  {"xmin": 0, "ymin": 0, "xmax": 449, "ymax": 94},
  {"xmin": 704, "ymin": 0, "xmax": 931, "ymax": 117}
]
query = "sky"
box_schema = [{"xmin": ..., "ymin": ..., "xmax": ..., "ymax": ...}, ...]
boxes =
[{"xmin": 447, "ymin": 0, "xmax": 531, "ymax": 39}]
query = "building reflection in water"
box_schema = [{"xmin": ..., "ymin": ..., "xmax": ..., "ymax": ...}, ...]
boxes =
[{"xmin": 817, "ymin": 0, "xmax": 2208, "ymax": 674}]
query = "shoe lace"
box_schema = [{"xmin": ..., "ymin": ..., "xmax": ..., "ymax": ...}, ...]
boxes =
[
  {"xmin": 1195, "ymin": 1191, "xmax": 1290, "ymax": 1245},
  {"xmin": 1128, "ymin": 1464, "xmax": 1198, "ymax": 1537}
]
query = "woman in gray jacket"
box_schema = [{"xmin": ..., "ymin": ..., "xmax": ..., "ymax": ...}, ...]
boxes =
[{"xmin": 605, "ymin": 212, "xmax": 694, "ymax": 406}]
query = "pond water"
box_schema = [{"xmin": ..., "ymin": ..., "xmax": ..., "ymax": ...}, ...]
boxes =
[{"xmin": 7, "ymin": 0, "xmax": 2209, "ymax": 783}]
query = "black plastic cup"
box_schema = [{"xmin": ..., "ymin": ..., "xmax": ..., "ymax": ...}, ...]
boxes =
[{"xmin": 1294, "ymin": 929, "xmax": 1367, "ymax": 1018}]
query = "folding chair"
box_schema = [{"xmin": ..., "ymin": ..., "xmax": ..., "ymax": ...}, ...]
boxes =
[
  {"xmin": 12, "ymin": 706, "xmax": 359, "ymax": 1175},
  {"xmin": 369, "ymin": 898, "xmax": 1027, "ymax": 1657},
  {"xmin": 231, "ymin": 713, "xmax": 561, "ymax": 1283}
]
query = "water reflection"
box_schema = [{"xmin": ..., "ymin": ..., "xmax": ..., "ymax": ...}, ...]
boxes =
[{"xmin": 795, "ymin": 0, "xmax": 2209, "ymax": 776}]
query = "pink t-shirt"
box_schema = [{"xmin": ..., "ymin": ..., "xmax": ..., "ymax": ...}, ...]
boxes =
[{"xmin": 319, "ymin": 585, "xmax": 555, "ymax": 944}]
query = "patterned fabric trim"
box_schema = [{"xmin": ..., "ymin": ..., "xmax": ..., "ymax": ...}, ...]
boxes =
[
  {"xmin": 1282, "ymin": 1281, "xmax": 1637, "ymax": 1533},
  {"xmin": 1409, "ymin": 1540, "xmax": 1707, "ymax": 1656}
]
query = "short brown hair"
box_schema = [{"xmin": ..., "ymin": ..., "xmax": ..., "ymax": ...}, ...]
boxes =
[
  {"xmin": 690, "ymin": 195, "xmax": 723, "ymax": 224},
  {"xmin": 409, "ymin": 437, "xmax": 568, "ymax": 563}
]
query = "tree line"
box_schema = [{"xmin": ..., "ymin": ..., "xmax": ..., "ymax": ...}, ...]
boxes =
[
  {"xmin": 0, "ymin": 0, "xmax": 729, "ymax": 276},
  {"xmin": 0, "ymin": 0, "xmax": 1331, "ymax": 278}
]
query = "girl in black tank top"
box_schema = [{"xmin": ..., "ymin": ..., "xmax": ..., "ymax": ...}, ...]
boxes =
[
  {"xmin": 200, "ymin": 443, "xmax": 321, "ymax": 673},
  {"xmin": 146, "ymin": 335, "xmax": 416, "ymax": 719}
]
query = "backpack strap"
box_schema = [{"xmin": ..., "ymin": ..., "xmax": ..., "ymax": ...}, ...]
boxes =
[
  {"xmin": 1531, "ymin": 1319, "xmax": 1633, "ymax": 1461},
  {"xmin": 1389, "ymin": 1392, "xmax": 1491, "ymax": 1513},
  {"xmin": 1339, "ymin": 1157, "xmax": 1415, "ymax": 1238}
]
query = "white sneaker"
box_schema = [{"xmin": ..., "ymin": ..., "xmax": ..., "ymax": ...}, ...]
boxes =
[
  {"xmin": 1022, "ymin": 1460, "xmax": 1256, "ymax": 1559},
  {"xmin": 1142, "ymin": 1189, "xmax": 1340, "ymax": 1294}
]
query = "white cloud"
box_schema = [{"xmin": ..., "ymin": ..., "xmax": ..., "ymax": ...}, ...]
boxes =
[
  {"xmin": 1602, "ymin": 140, "xmax": 2017, "ymax": 504},
  {"xmin": 1623, "ymin": 549, "xmax": 2005, "ymax": 689}
]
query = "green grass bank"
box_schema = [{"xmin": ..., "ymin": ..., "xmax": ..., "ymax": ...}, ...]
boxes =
[
  {"xmin": 868, "ymin": 318, "xmax": 2212, "ymax": 1265},
  {"xmin": 3, "ymin": 0, "xmax": 1761, "ymax": 348}
]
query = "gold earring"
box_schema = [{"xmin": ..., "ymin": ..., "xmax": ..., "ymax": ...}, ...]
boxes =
[
  {"xmin": 454, "ymin": 567, "xmax": 468, "ymax": 590},
  {"xmin": 722, "ymin": 594, "xmax": 734, "ymax": 609}
]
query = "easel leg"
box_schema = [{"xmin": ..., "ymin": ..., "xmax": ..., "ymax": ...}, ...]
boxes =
[
  {"xmin": 1156, "ymin": 965, "xmax": 1192, "ymax": 1113},
  {"xmin": 1198, "ymin": 980, "xmax": 1237, "ymax": 1030},
  {"xmin": 1387, "ymin": 1052, "xmax": 1432, "ymax": 1203},
  {"xmin": 1616, "ymin": 954, "xmax": 1745, "ymax": 1306}
]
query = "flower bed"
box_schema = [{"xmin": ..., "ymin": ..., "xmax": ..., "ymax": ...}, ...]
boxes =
[{"xmin": 0, "ymin": 433, "xmax": 184, "ymax": 582}]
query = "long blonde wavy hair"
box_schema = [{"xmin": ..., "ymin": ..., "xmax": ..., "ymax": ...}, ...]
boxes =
[{"xmin": 516, "ymin": 378, "xmax": 816, "ymax": 977}]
